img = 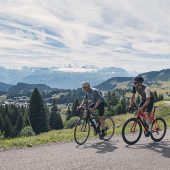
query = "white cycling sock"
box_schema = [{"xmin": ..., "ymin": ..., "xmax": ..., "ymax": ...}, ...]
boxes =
[{"xmin": 147, "ymin": 120, "xmax": 152, "ymax": 131}]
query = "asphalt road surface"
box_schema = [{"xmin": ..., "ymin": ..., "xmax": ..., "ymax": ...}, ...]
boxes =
[{"xmin": 0, "ymin": 130, "xmax": 170, "ymax": 170}]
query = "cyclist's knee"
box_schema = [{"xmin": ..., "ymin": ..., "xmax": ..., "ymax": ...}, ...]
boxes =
[
  {"xmin": 98, "ymin": 116, "xmax": 104, "ymax": 121},
  {"xmin": 146, "ymin": 112, "xmax": 151, "ymax": 117}
]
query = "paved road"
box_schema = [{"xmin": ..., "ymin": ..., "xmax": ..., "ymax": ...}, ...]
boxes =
[{"xmin": 0, "ymin": 130, "xmax": 170, "ymax": 170}]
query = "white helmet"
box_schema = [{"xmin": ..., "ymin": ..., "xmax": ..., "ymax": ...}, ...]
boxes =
[{"xmin": 82, "ymin": 81, "xmax": 90, "ymax": 88}]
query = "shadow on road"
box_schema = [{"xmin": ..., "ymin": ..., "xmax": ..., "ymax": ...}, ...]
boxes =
[
  {"xmin": 76, "ymin": 140, "xmax": 118, "ymax": 154},
  {"xmin": 126, "ymin": 140, "xmax": 170, "ymax": 158}
]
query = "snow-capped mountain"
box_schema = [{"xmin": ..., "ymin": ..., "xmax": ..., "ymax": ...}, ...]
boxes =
[{"xmin": 0, "ymin": 66, "xmax": 133, "ymax": 89}]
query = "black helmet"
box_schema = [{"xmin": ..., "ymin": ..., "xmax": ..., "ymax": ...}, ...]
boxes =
[{"xmin": 133, "ymin": 76, "xmax": 144, "ymax": 83}]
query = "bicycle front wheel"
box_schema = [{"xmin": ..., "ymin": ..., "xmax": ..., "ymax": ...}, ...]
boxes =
[
  {"xmin": 102, "ymin": 117, "xmax": 115, "ymax": 141},
  {"xmin": 151, "ymin": 117, "xmax": 167, "ymax": 142},
  {"xmin": 74, "ymin": 118, "xmax": 90, "ymax": 145},
  {"xmin": 122, "ymin": 118, "xmax": 142, "ymax": 145}
]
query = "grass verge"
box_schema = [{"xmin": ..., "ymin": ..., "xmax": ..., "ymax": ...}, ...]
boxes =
[{"xmin": 0, "ymin": 101, "xmax": 169, "ymax": 149}]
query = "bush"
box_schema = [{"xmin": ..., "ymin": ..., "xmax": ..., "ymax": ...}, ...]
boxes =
[
  {"xmin": 20, "ymin": 126, "xmax": 35, "ymax": 137},
  {"xmin": 64, "ymin": 117, "xmax": 79, "ymax": 129},
  {"xmin": 0, "ymin": 130, "xmax": 4, "ymax": 140}
]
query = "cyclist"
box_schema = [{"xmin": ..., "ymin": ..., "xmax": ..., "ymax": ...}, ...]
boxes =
[
  {"xmin": 79, "ymin": 81, "xmax": 106, "ymax": 138},
  {"xmin": 128, "ymin": 76, "xmax": 154, "ymax": 137}
]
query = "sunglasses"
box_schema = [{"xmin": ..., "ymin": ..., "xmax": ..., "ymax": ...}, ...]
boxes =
[{"xmin": 133, "ymin": 81, "xmax": 138, "ymax": 84}]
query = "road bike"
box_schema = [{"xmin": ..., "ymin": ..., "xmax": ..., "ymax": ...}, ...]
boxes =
[
  {"xmin": 122, "ymin": 106, "xmax": 167, "ymax": 145},
  {"xmin": 74, "ymin": 106, "xmax": 115, "ymax": 145}
]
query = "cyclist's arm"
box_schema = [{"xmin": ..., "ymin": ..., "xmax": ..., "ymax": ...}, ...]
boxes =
[
  {"xmin": 93, "ymin": 100, "xmax": 101, "ymax": 109},
  {"xmin": 129, "ymin": 86, "xmax": 136, "ymax": 107},
  {"xmin": 93, "ymin": 90, "xmax": 103, "ymax": 109},
  {"xmin": 80, "ymin": 99, "xmax": 88, "ymax": 108},
  {"xmin": 80, "ymin": 94, "xmax": 88, "ymax": 107},
  {"xmin": 129, "ymin": 93, "xmax": 135, "ymax": 107}
]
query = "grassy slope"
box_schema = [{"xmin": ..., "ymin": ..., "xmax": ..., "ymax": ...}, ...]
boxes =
[{"xmin": 0, "ymin": 101, "xmax": 169, "ymax": 149}]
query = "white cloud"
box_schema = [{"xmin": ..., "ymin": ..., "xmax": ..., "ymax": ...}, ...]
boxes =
[{"xmin": 0, "ymin": 0, "xmax": 170, "ymax": 71}]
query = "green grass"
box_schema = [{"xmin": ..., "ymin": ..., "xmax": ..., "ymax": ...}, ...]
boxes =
[
  {"xmin": 0, "ymin": 129, "xmax": 74, "ymax": 149},
  {"xmin": 0, "ymin": 101, "xmax": 170, "ymax": 149}
]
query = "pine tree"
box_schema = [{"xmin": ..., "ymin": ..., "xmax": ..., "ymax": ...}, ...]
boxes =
[
  {"xmin": 136, "ymin": 95, "xmax": 140, "ymax": 106},
  {"xmin": 14, "ymin": 114, "xmax": 23, "ymax": 137},
  {"xmin": 49, "ymin": 99, "xmax": 64, "ymax": 130},
  {"xmin": 158, "ymin": 94, "xmax": 164, "ymax": 101},
  {"xmin": 72, "ymin": 99, "xmax": 80, "ymax": 116},
  {"xmin": 29, "ymin": 88, "xmax": 48, "ymax": 134},
  {"xmin": 4, "ymin": 115, "xmax": 13, "ymax": 138},
  {"xmin": 120, "ymin": 99, "xmax": 127, "ymax": 114},
  {"xmin": 66, "ymin": 106, "xmax": 71, "ymax": 121},
  {"xmin": 105, "ymin": 91, "xmax": 119, "ymax": 110},
  {"xmin": 0, "ymin": 113, "xmax": 4, "ymax": 131},
  {"xmin": 153, "ymin": 91, "xmax": 159, "ymax": 102},
  {"xmin": 9, "ymin": 105, "xmax": 20, "ymax": 126}
]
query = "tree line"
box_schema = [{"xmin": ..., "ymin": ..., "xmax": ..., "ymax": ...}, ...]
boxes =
[
  {"xmin": 0, "ymin": 87, "xmax": 164, "ymax": 139},
  {"xmin": 0, "ymin": 88, "xmax": 64, "ymax": 139}
]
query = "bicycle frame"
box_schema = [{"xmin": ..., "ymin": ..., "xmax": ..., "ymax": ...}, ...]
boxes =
[
  {"xmin": 80, "ymin": 107, "xmax": 101, "ymax": 134},
  {"xmin": 130, "ymin": 107, "xmax": 160, "ymax": 133},
  {"xmin": 87, "ymin": 110, "xmax": 101, "ymax": 134}
]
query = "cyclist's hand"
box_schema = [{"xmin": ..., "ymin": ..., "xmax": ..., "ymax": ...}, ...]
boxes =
[
  {"xmin": 139, "ymin": 107, "xmax": 144, "ymax": 113},
  {"xmin": 77, "ymin": 106, "xmax": 81, "ymax": 110},
  {"xmin": 127, "ymin": 106, "xmax": 132, "ymax": 112},
  {"xmin": 90, "ymin": 107, "xmax": 96, "ymax": 113}
]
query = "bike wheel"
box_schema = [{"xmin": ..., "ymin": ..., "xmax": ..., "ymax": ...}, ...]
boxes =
[
  {"xmin": 122, "ymin": 118, "xmax": 142, "ymax": 145},
  {"xmin": 102, "ymin": 117, "xmax": 115, "ymax": 141},
  {"xmin": 150, "ymin": 117, "xmax": 167, "ymax": 142},
  {"xmin": 74, "ymin": 118, "xmax": 90, "ymax": 145}
]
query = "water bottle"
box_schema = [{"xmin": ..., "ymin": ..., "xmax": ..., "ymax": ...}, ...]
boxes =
[
  {"xmin": 83, "ymin": 110, "xmax": 88, "ymax": 118},
  {"xmin": 92, "ymin": 118, "xmax": 97, "ymax": 126}
]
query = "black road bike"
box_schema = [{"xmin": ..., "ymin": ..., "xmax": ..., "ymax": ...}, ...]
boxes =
[{"xmin": 74, "ymin": 107, "xmax": 115, "ymax": 145}]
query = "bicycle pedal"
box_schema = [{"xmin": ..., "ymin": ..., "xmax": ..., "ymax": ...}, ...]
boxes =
[
  {"xmin": 105, "ymin": 127, "xmax": 109, "ymax": 131},
  {"xmin": 144, "ymin": 131, "xmax": 151, "ymax": 137}
]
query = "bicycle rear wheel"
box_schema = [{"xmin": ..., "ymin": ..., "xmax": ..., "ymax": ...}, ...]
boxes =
[
  {"xmin": 102, "ymin": 117, "xmax": 115, "ymax": 141},
  {"xmin": 150, "ymin": 117, "xmax": 167, "ymax": 142},
  {"xmin": 74, "ymin": 118, "xmax": 90, "ymax": 145},
  {"xmin": 122, "ymin": 118, "xmax": 142, "ymax": 145}
]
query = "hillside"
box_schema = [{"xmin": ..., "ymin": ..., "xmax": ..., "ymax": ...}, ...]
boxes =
[
  {"xmin": 0, "ymin": 82, "xmax": 13, "ymax": 92},
  {"xmin": 8, "ymin": 83, "xmax": 52, "ymax": 95},
  {"xmin": 139, "ymin": 69, "xmax": 170, "ymax": 82},
  {"xmin": 95, "ymin": 69, "xmax": 170, "ymax": 91},
  {"xmin": 95, "ymin": 77, "xmax": 133, "ymax": 91}
]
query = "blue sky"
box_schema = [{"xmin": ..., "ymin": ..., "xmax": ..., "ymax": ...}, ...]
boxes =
[{"xmin": 0, "ymin": 0, "xmax": 170, "ymax": 71}]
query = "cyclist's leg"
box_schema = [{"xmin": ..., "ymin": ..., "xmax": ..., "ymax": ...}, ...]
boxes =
[
  {"xmin": 98, "ymin": 103, "xmax": 105, "ymax": 132},
  {"xmin": 139, "ymin": 100, "xmax": 151, "ymax": 136},
  {"xmin": 146, "ymin": 97, "xmax": 154, "ymax": 132},
  {"xmin": 139, "ymin": 100, "xmax": 145, "ymax": 109}
]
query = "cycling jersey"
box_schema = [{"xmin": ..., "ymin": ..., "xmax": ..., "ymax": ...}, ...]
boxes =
[
  {"xmin": 132, "ymin": 84, "xmax": 154, "ymax": 101},
  {"xmin": 132, "ymin": 84, "xmax": 154, "ymax": 112},
  {"xmin": 84, "ymin": 88, "xmax": 105, "ymax": 104}
]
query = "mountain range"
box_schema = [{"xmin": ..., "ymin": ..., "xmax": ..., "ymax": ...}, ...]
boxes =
[
  {"xmin": 0, "ymin": 68, "xmax": 169, "ymax": 93},
  {"xmin": 0, "ymin": 65, "xmax": 132, "ymax": 89}
]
